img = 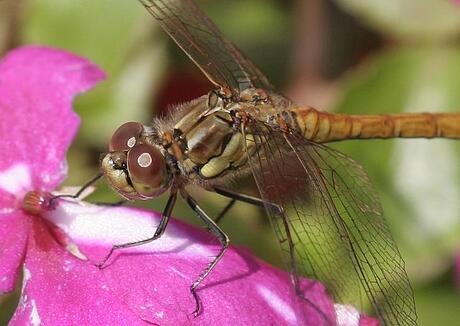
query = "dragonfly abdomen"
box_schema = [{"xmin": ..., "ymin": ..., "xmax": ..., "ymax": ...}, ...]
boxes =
[{"xmin": 292, "ymin": 107, "xmax": 460, "ymax": 142}]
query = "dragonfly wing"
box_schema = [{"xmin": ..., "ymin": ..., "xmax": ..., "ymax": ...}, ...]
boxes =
[
  {"xmin": 138, "ymin": 0, "xmax": 273, "ymax": 94},
  {"xmin": 244, "ymin": 122, "xmax": 417, "ymax": 325}
]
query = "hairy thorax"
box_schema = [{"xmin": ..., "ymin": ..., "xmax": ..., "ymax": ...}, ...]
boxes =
[{"xmin": 150, "ymin": 90, "xmax": 296, "ymax": 188}]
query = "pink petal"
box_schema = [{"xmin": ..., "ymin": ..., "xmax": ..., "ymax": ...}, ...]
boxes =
[
  {"xmin": 334, "ymin": 304, "xmax": 380, "ymax": 326},
  {"xmin": 0, "ymin": 212, "xmax": 29, "ymax": 293},
  {"xmin": 36, "ymin": 199, "xmax": 337, "ymax": 325},
  {"xmin": 0, "ymin": 46, "xmax": 105, "ymax": 197},
  {"xmin": 9, "ymin": 216, "xmax": 147, "ymax": 326},
  {"xmin": 360, "ymin": 315, "xmax": 380, "ymax": 326},
  {"xmin": 0, "ymin": 46, "xmax": 105, "ymax": 294}
]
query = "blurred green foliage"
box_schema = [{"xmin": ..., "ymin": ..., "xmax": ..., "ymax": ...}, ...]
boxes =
[
  {"xmin": 336, "ymin": 0, "xmax": 460, "ymax": 41},
  {"xmin": 1, "ymin": 0, "xmax": 460, "ymax": 325},
  {"xmin": 333, "ymin": 46, "xmax": 460, "ymax": 323},
  {"xmin": 335, "ymin": 47, "xmax": 460, "ymax": 271}
]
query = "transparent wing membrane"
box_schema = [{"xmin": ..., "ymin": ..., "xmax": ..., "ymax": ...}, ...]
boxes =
[
  {"xmin": 139, "ymin": 0, "xmax": 273, "ymax": 94},
  {"xmin": 136, "ymin": 1, "xmax": 417, "ymax": 324},
  {"xmin": 244, "ymin": 121, "xmax": 417, "ymax": 325}
]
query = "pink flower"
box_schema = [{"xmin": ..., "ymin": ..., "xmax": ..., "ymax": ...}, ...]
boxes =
[{"xmin": 0, "ymin": 46, "xmax": 376, "ymax": 325}]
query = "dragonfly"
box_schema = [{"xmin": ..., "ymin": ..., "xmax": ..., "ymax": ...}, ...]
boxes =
[{"xmin": 91, "ymin": 0, "xmax": 460, "ymax": 325}]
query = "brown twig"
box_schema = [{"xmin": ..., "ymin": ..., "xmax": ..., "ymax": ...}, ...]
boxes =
[
  {"xmin": 0, "ymin": 0, "xmax": 24, "ymax": 55},
  {"xmin": 290, "ymin": 0, "xmax": 326, "ymax": 80},
  {"xmin": 286, "ymin": 0, "xmax": 338, "ymax": 110}
]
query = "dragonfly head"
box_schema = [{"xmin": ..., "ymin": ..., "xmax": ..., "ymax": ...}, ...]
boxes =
[{"xmin": 101, "ymin": 122, "xmax": 172, "ymax": 200}]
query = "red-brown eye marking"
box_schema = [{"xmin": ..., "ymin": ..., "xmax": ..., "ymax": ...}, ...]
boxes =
[
  {"xmin": 127, "ymin": 144, "xmax": 166, "ymax": 190},
  {"xmin": 109, "ymin": 122, "xmax": 143, "ymax": 152}
]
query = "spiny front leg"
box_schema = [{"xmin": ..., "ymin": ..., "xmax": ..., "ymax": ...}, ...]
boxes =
[
  {"xmin": 96, "ymin": 190, "xmax": 177, "ymax": 268},
  {"xmin": 180, "ymin": 189, "xmax": 230, "ymax": 316}
]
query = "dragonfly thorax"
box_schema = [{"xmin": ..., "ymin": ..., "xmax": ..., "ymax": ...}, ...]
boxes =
[
  {"xmin": 166, "ymin": 95, "xmax": 258, "ymax": 182},
  {"xmin": 101, "ymin": 121, "xmax": 172, "ymax": 200}
]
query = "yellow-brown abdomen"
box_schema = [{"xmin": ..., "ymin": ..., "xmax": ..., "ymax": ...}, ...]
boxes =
[{"xmin": 293, "ymin": 106, "xmax": 460, "ymax": 143}]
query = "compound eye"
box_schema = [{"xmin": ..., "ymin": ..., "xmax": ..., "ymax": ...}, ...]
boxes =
[
  {"xmin": 127, "ymin": 144, "xmax": 165, "ymax": 190},
  {"xmin": 109, "ymin": 122, "xmax": 143, "ymax": 152}
]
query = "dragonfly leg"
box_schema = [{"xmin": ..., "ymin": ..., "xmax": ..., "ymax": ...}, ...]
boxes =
[
  {"xmin": 180, "ymin": 189, "xmax": 229, "ymax": 317},
  {"xmin": 214, "ymin": 198, "xmax": 236, "ymax": 224},
  {"xmin": 212, "ymin": 186, "xmax": 281, "ymax": 222},
  {"xmin": 50, "ymin": 172, "xmax": 126, "ymax": 206},
  {"xmin": 50, "ymin": 172, "xmax": 104, "ymax": 205},
  {"xmin": 213, "ymin": 186, "xmax": 266, "ymax": 208},
  {"xmin": 95, "ymin": 190, "xmax": 177, "ymax": 268},
  {"xmin": 295, "ymin": 287, "xmax": 334, "ymax": 325},
  {"xmin": 94, "ymin": 199, "xmax": 127, "ymax": 207},
  {"xmin": 279, "ymin": 209, "xmax": 333, "ymax": 325}
]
